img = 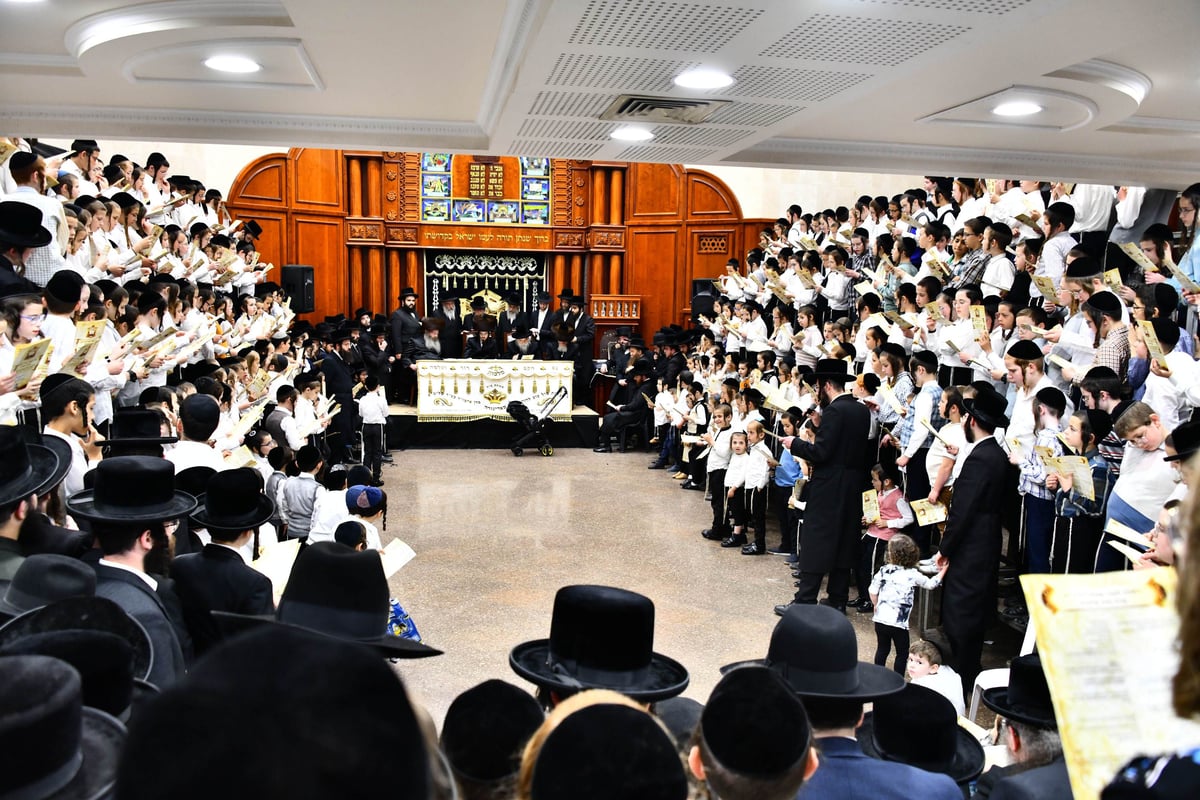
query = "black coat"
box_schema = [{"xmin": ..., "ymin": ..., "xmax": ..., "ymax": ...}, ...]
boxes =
[
  {"xmin": 497, "ymin": 311, "xmax": 529, "ymax": 347},
  {"xmin": 530, "ymin": 306, "xmax": 555, "ymax": 341},
  {"xmin": 787, "ymin": 394, "xmax": 873, "ymax": 573},
  {"xmin": 939, "ymin": 436, "xmax": 1008, "ymax": 644},
  {"xmin": 389, "ymin": 308, "xmax": 422, "ymax": 353},
  {"xmin": 94, "ymin": 564, "xmax": 188, "ymax": 687},
  {"xmin": 464, "ymin": 336, "xmax": 499, "ymax": 359},
  {"xmin": 321, "ymin": 349, "xmax": 355, "ymax": 397},
  {"xmin": 0, "ymin": 254, "xmax": 40, "ymax": 296},
  {"xmin": 172, "ymin": 544, "xmax": 274, "ymax": 656},
  {"xmin": 359, "ymin": 338, "xmax": 393, "ymax": 382},
  {"xmin": 402, "ymin": 336, "xmax": 443, "ymax": 368},
  {"xmin": 976, "ymin": 758, "xmax": 1070, "ymax": 799}
]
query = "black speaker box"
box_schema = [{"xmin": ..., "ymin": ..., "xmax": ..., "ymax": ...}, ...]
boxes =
[{"xmin": 281, "ymin": 264, "xmax": 315, "ymax": 313}]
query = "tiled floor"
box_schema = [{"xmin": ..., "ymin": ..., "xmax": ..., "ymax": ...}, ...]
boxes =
[{"xmin": 378, "ymin": 445, "xmax": 1015, "ymax": 728}]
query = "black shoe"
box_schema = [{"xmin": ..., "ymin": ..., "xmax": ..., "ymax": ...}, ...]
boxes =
[
  {"xmin": 818, "ymin": 598, "xmax": 847, "ymax": 614},
  {"xmin": 785, "ymin": 554, "xmax": 800, "ymax": 564},
  {"xmin": 371, "ymin": 479, "xmax": 384, "ymax": 487},
  {"xmin": 741, "ymin": 543, "xmax": 764, "ymax": 555},
  {"xmin": 720, "ymin": 534, "xmax": 748, "ymax": 548},
  {"xmin": 774, "ymin": 603, "xmax": 794, "ymax": 617},
  {"xmin": 593, "ymin": 445, "xmax": 612, "ymax": 453},
  {"xmin": 855, "ymin": 600, "xmax": 874, "ymax": 614},
  {"xmin": 381, "ymin": 454, "xmax": 394, "ymax": 463},
  {"xmin": 791, "ymin": 570, "xmax": 802, "ymax": 579},
  {"xmin": 701, "ymin": 529, "xmax": 725, "ymax": 541},
  {"xmin": 767, "ymin": 545, "xmax": 790, "ymax": 555},
  {"xmin": 647, "ymin": 461, "xmax": 668, "ymax": 469},
  {"xmin": 680, "ymin": 480, "xmax": 702, "ymax": 491}
]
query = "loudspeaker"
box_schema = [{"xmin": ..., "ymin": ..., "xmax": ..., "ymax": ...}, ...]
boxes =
[{"xmin": 281, "ymin": 265, "xmax": 315, "ymax": 313}]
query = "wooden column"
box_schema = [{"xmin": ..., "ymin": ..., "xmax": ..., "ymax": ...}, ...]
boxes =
[
  {"xmin": 348, "ymin": 247, "xmax": 364, "ymax": 312},
  {"xmin": 608, "ymin": 254, "xmax": 622, "ymax": 295},
  {"xmin": 387, "ymin": 250, "xmax": 401, "ymax": 311},
  {"xmin": 404, "ymin": 250, "xmax": 421, "ymax": 314},
  {"xmin": 570, "ymin": 254, "xmax": 583, "ymax": 295},
  {"xmin": 552, "ymin": 254, "xmax": 567, "ymax": 295},
  {"xmin": 367, "ymin": 248, "xmax": 384, "ymax": 315},
  {"xmin": 591, "ymin": 168, "xmax": 608, "ymax": 225},
  {"xmin": 609, "ymin": 169, "xmax": 624, "ymax": 225},
  {"xmin": 366, "ymin": 160, "xmax": 382, "ymax": 217},
  {"xmin": 348, "ymin": 160, "xmax": 363, "ymax": 217}
]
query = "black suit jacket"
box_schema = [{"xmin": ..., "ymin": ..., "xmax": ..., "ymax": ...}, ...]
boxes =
[
  {"xmin": 497, "ymin": 311, "xmax": 529, "ymax": 347},
  {"xmin": 94, "ymin": 563, "xmax": 188, "ymax": 687},
  {"xmin": 976, "ymin": 758, "xmax": 1071, "ymax": 799},
  {"xmin": 531, "ymin": 306, "xmax": 555, "ymax": 340},
  {"xmin": 320, "ymin": 349, "xmax": 355, "ymax": 397},
  {"xmin": 172, "ymin": 544, "xmax": 274, "ymax": 656},
  {"xmin": 433, "ymin": 308, "xmax": 463, "ymax": 358},
  {"xmin": 389, "ymin": 308, "xmax": 422, "ymax": 353}
]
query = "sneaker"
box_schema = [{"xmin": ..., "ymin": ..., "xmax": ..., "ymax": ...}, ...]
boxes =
[
  {"xmin": 767, "ymin": 546, "xmax": 790, "ymax": 555},
  {"xmin": 720, "ymin": 534, "xmax": 748, "ymax": 548},
  {"xmin": 855, "ymin": 600, "xmax": 874, "ymax": 614},
  {"xmin": 672, "ymin": 472, "xmax": 687, "ymax": 480},
  {"xmin": 741, "ymin": 543, "xmax": 765, "ymax": 555}
]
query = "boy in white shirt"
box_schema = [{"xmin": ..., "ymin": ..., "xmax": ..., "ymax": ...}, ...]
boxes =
[
  {"xmin": 907, "ymin": 640, "xmax": 965, "ymax": 716},
  {"xmin": 701, "ymin": 404, "xmax": 734, "ymax": 542},
  {"xmin": 721, "ymin": 431, "xmax": 751, "ymax": 549},
  {"xmin": 741, "ymin": 420, "xmax": 777, "ymax": 556},
  {"xmin": 356, "ymin": 376, "xmax": 389, "ymax": 484}
]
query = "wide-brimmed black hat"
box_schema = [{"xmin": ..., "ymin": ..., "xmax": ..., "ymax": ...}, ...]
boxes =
[
  {"xmin": 628, "ymin": 336, "xmax": 647, "ymax": 350},
  {"xmin": 1166, "ymin": 420, "xmax": 1200, "ymax": 462},
  {"xmin": 557, "ymin": 286, "xmax": 575, "ymax": 299},
  {"xmin": 803, "ymin": 358, "xmax": 854, "ymax": 386},
  {"xmin": 0, "ymin": 596, "xmax": 154, "ymax": 681},
  {"xmin": 630, "ymin": 358, "xmax": 654, "ymax": 378},
  {"xmin": 399, "ymin": 286, "xmax": 419, "ymax": 299},
  {"xmin": 552, "ymin": 322, "xmax": 574, "ymax": 342},
  {"xmin": 0, "ymin": 554, "xmax": 96, "ymax": 620},
  {"xmin": 536, "ymin": 291, "xmax": 552, "ymax": 303},
  {"xmin": 722, "ymin": 604, "xmax": 904, "ymax": 699},
  {"xmin": 963, "ymin": 382, "xmax": 1010, "ymax": 430},
  {"xmin": 858, "ymin": 683, "xmax": 985, "ymax": 784},
  {"xmin": 243, "ymin": 220, "xmax": 263, "ymax": 239},
  {"xmin": 67, "ymin": 456, "xmax": 198, "ymax": 524},
  {"xmin": 0, "ymin": 426, "xmax": 64, "ymax": 507},
  {"xmin": 105, "ymin": 408, "xmax": 178, "ymax": 450},
  {"xmin": 440, "ymin": 679, "xmax": 544, "ymax": 783},
  {"xmin": 0, "ymin": 200, "xmax": 52, "ymax": 248},
  {"xmin": 528, "ymin": 703, "xmax": 687, "ymax": 800},
  {"xmin": 509, "ymin": 585, "xmax": 690, "ymax": 702},
  {"xmin": 702, "ymin": 665, "xmax": 812, "ymax": 778},
  {"xmin": 0, "ymin": 654, "xmax": 127, "ymax": 800},
  {"xmin": 982, "ymin": 654, "xmax": 1057, "ymax": 729},
  {"xmin": 32, "ymin": 430, "xmax": 72, "ymax": 497},
  {"xmin": 474, "ymin": 316, "xmax": 497, "ymax": 333},
  {"xmin": 511, "ymin": 325, "xmax": 533, "ymax": 340},
  {"xmin": 190, "ymin": 468, "xmax": 275, "ymax": 532},
  {"xmin": 469, "ymin": 296, "xmax": 488, "ymax": 311},
  {"xmin": 114, "ymin": 625, "xmax": 430, "ymax": 800},
  {"xmin": 213, "ymin": 542, "xmax": 440, "ymax": 659}
]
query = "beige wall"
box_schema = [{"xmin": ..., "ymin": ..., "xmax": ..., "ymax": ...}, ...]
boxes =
[
  {"xmin": 687, "ymin": 164, "xmax": 927, "ymax": 221},
  {"xmin": 41, "ymin": 138, "xmax": 281, "ymax": 196}
]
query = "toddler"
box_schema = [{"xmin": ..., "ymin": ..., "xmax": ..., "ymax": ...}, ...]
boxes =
[
  {"xmin": 869, "ymin": 533, "xmax": 946, "ymax": 674},
  {"xmin": 907, "ymin": 640, "xmax": 965, "ymax": 716}
]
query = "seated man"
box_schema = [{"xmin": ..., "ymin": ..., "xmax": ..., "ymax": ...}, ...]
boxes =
[
  {"xmin": 464, "ymin": 316, "xmax": 499, "ymax": 359},
  {"xmin": 401, "ymin": 317, "xmax": 444, "ymax": 369},
  {"xmin": 593, "ymin": 359, "xmax": 654, "ymax": 453}
]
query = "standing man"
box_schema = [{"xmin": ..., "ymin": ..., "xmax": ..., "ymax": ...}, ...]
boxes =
[
  {"xmin": 433, "ymin": 290, "xmax": 463, "ymax": 359},
  {"xmin": 58, "ymin": 139, "xmax": 101, "ymax": 196},
  {"xmin": 3, "ymin": 152, "xmax": 67, "ymax": 286},
  {"xmin": 530, "ymin": 290, "xmax": 555, "ymax": 349},
  {"xmin": 388, "ymin": 287, "xmax": 422, "ymax": 402},
  {"xmin": 321, "ymin": 329, "xmax": 357, "ymax": 464},
  {"xmin": 497, "ymin": 293, "xmax": 528, "ymax": 353},
  {"xmin": 775, "ymin": 359, "xmax": 872, "ymax": 616},
  {"xmin": 935, "ymin": 383, "xmax": 1009, "ymax": 692},
  {"xmin": 560, "ymin": 295, "xmax": 595, "ymax": 403}
]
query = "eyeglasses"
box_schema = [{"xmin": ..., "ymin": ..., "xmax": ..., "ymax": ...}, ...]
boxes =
[{"xmin": 20, "ymin": 313, "xmax": 46, "ymax": 323}]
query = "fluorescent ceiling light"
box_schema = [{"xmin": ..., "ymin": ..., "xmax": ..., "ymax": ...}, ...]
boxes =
[
  {"xmin": 673, "ymin": 68, "xmax": 734, "ymax": 90},
  {"xmin": 611, "ymin": 126, "xmax": 654, "ymax": 142},
  {"xmin": 992, "ymin": 101, "xmax": 1042, "ymax": 117},
  {"xmin": 204, "ymin": 55, "xmax": 261, "ymax": 74}
]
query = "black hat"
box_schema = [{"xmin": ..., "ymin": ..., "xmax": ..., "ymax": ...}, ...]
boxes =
[
  {"xmin": 71, "ymin": 139, "xmax": 100, "ymax": 153},
  {"xmin": 628, "ymin": 336, "xmax": 646, "ymax": 350},
  {"xmin": 110, "ymin": 191, "xmax": 141, "ymax": 210},
  {"xmin": 557, "ymin": 286, "xmax": 574, "ymax": 299},
  {"xmin": 330, "ymin": 327, "xmax": 354, "ymax": 344},
  {"xmin": 214, "ymin": 542, "xmax": 440, "ymax": 658},
  {"xmin": 569, "ymin": 295, "xmax": 585, "ymax": 308},
  {"xmin": 528, "ymin": 703, "xmax": 687, "ymax": 800},
  {"xmin": 470, "ymin": 296, "xmax": 487, "ymax": 311},
  {"xmin": 654, "ymin": 696, "xmax": 704, "ymax": 752},
  {"xmin": 0, "ymin": 596, "xmax": 153, "ymax": 681},
  {"xmin": 174, "ymin": 466, "xmax": 216, "ymax": 503},
  {"xmin": 804, "ymin": 358, "xmax": 854, "ymax": 386},
  {"xmin": 963, "ymin": 383, "xmax": 1010, "ymax": 430},
  {"xmin": 475, "ymin": 316, "xmax": 497, "ymax": 333},
  {"xmin": 354, "ymin": 307, "xmax": 372, "ymax": 320},
  {"xmin": 910, "ymin": 349, "xmax": 938, "ymax": 372},
  {"xmin": 190, "ymin": 468, "xmax": 275, "ymax": 532},
  {"xmin": 0, "ymin": 200, "xmax": 52, "ymax": 248},
  {"xmin": 0, "ymin": 426, "xmax": 64, "ymax": 507},
  {"xmin": 723, "ymin": 604, "xmax": 904, "ymax": 699},
  {"xmin": 0, "ymin": 654, "xmax": 126, "ymax": 800},
  {"xmin": 421, "ymin": 316, "xmax": 444, "ymax": 332},
  {"xmin": 1035, "ymin": 386, "xmax": 1067, "ymax": 416},
  {"xmin": 105, "ymin": 408, "xmax": 178, "ymax": 449},
  {"xmin": 1007, "ymin": 339, "xmax": 1044, "ymax": 362},
  {"xmin": 552, "ymin": 322, "xmax": 574, "ymax": 342},
  {"xmin": 1064, "ymin": 256, "xmax": 1102, "ymax": 279},
  {"xmin": 0, "ymin": 630, "xmax": 155, "ymax": 721},
  {"xmin": 369, "ymin": 323, "xmax": 388, "ymax": 337},
  {"xmin": 441, "ymin": 679, "xmax": 544, "ymax": 783},
  {"xmin": 0, "ymin": 554, "xmax": 96, "ymax": 620},
  {"xmin": 858, "ymin": 683, "xmax": 985, "ymax": 784},
  {"xmin": 511, "ymin": 325, "xmax": 533, "ymax": 339},
  {"xmin": 630, "ymin": 358, "xmax": 654, "ymax": 378},
  {"xmin": 536, "ymin": 290, "xmax": 552, "ymax": 303},
  {"xmin": 9, "ymin": 150, "xmax": 40, "ymax": 173},
  {"xmin": 243, "ymin": 219, "xmax": 262, "ymax": 239},
  {"xmin": 31, "ymin": 141, "xmax": 68, "ymax": 159},
  {"xmin": 509, "ymin": 585, "xmax": 689, "ymax": 702},
  {"xmin": 399, "ymin": 286, "xmax": 418, "ymax": 299},
  {"xmin": 701, "ymin": 665, "xmax": 812, "ymax": 777},
  {"xmin": 504, "ymin": 293, "xmax": 521, "ymax": 306},
  {"xmin": 1085, "ymin": 290, "xmax": 1123, "ymax": 317},
  {"xmin": 115, "ymin": 625, "xmax": 430, "ymax": 800},
  {"xmin": 1166, "ymin": 420, "xmax": 1200, "ymax": 462},
  {"xmin": 614, "ymin": 325, "xmax": 633, "ymax": 338},
  {"xmin": 67, "ymin": 455, "xmax": 198, "ymax": 524},
  {"xmin": 982, "ymin": 654, "xmax": 1057, "ymax": 729},
  {"xmin": 45, "ymin": 269, "xmax": 86, "ymax": 304}
]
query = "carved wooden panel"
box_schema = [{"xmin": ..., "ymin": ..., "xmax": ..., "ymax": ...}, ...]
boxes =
[
  {"xmin": 346, "ymin": 218, "xmax": 383, "ymax": 243},
  {"xmin": 588, "ymin": 227, "xmax": 625, "ymax": 250},
  {"xmin": 386, "ymin": 226, "xmax": 419, "ymax": 245},
  {"xmin": 687, "ymin": 170, "xmax": 743, "ymax": 218},
  {"xmin": 552, "ymin": 160, "xmax": 589, "ymax": 228},
  {"xmin": 289, "ymin": 148, "xmax": 344, "ymax": 212},
  {"xmin": 554, "ymin": 230, "xmax": 585, "ymax": 249},
  {"xmin": 294, "ymin": 216, "xmax": 347, "ymax": 320},
  {"xmin": 628, "ymin": 163, "xmax": 683, "ymax": 221},
  {"xmin": 627, "ymin": 229, "xmax": 679, "ymax": 336},
  {"xmin": 696, "ymin": 233, "xmax": 729, "ymax": 255},
  {"xmin": 401, "ymin": 153, "xmax": 422, "ymax": 222},
  {"xmin": 229, "ymin": 154, "xmax": 286, "ymax": 206}
]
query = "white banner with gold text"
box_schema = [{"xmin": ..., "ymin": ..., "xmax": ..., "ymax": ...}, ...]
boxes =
[{"xmin": 416, "ymin": 359, "xmax": 573, "ymax": 421}]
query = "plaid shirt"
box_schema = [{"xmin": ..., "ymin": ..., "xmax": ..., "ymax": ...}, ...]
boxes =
[
  {"xmin": 948, "ymin": 248, "xmax": 989, "ymax": 289},
  {"xmin": 1017, "ymin": 428, "xmax": 1061, "ymax": 499},
  {"xmin": 897, "ymin": 381, "xmax": 945, "ymax": 454},
  {"xmin": 1097, "ymin": 429, "xmax": 1125, "ymax": 477},
  {"xmin": 1092, "ymin": 325, "xmax": 1130, "ymax": 378}
]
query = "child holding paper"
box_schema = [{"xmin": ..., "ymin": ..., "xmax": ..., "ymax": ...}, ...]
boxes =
[
  {"xmin": 1050, "ymin": 409, "xmax": 1115, "ymax": 573},
  {"xmin": 1010, "ymin": 386, "xmax": 1066, "ymax": 574},
  {"xmin": 856, "ymin": 463, "xmax": 913, "ymax": 614},
  {"xmin": 869, "ymin": 533, "xmax": 945, "ymax": 674}
]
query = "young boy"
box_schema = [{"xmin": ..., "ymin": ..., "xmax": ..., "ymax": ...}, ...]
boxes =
[
  {"xmin": 906, "ymin": 640, "xmax": 965, "ymax": 716},
  {"xmin": 721, "ymin": 431, "xmax": 751, "ymax": 548},
  {"xmin": 895, "ymin": 350, "xmax": 942, "ymax": 553},
  {"xmin": 1011, "ymin": 387, "xmax": 1066, "ymax": 574},
  {"xmin": 741, "ymin": 420, "xmax": 777, "ymax": 555},
  {"xmin": 1099, "ymin": 402, "xmax": 1177, "ymax": 571},
  {"xmin": 355, "ymin": 375, "xmax": 389, "ymax": 485},
  {"xmin": 700, "ymin": 404, "xmax": 734, "ymax": 541}
]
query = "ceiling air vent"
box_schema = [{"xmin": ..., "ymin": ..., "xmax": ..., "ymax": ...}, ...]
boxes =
[{"xmin": 600, "ymin": 95, "xmax": 730, "ymax": 125}]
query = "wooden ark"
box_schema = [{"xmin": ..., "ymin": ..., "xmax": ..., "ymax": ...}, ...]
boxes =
[{"xmin": 225, "ymin": 149, "xmax": 769, "ymax": 341}]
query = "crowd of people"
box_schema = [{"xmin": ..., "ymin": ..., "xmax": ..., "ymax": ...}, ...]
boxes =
[{"xmin": 1, "ymin": 137, "xmax": 1199, "ymax": 797}]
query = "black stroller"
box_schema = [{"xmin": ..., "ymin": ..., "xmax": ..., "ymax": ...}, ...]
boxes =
[{"xmin": 506, "ymin": 386, "xmax": 568, "ymax": 457}]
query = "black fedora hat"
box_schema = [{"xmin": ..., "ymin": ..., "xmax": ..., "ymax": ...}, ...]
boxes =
[
  {"xmin": 0, "ymin": 654, "xmax": 127, "ymax": 800},
  {"xmin": 190, "ymin": 468, "xmax": 275, "ymax": 532},
  {"xmin": 67, "ymin": 456, "xmax": 198, "ymax": 524},
  {"xmin": 508, "ymin": 585, "xmax": 690, "ymax": 702},
  {"xmin": 1166, "ymin": 420, "xmax": 1200, "ymax": 462},
  {"xmin": 723, "ymin": 604, "xmax": 904, "ymax": 699},
  {"xmin": 857, "ymin": 683, "xmax": 985, "ymax": 784},
  {"xmin": 628, "ymin": 336, "xmax": 647, "ymax": 350},
  {"xmin": 963, "ymin": 382, "xmax": 1010, "ymax": 430},
  {"xmin": 213, "ymin": 542, "xmax": 440, "ymax": 658},
  {"xmin": 804, "ymin": 358, "xmax": 854, "ymax": 386},
  {"xmin": 115, "ymin": 625, "xmax": 430, "ymax": 800},
  {"xmin": 536, "ymin": 290, "xmax": 552, "ymax": 303},
  {"xmin": 243, "ymin": 219, "xmax": 262, "ymax": 239},
  {"xmin": 475, "ymin": 315, "xmax": 497, "ymax": 333},
  {"xmin": 0, "ymin": 554, "xmax": 96, "ymax": 620},
  {"xmin": 469, "ymin": 295, "xmax": 488, "ymax": 310},
  {"xmin": 0, "ymin": 200, "xmax": 52, "ymax": 248},
  {"xmin": 528, "ymin": 703, "xmax": 687, "ymax": 800},
  {"xmin": 440, "ymin": 679, "xmax": 544, "ymax": 783},
  {"xmin": 552, "ymin": 322, "xmax": 574, "ymax": 342},
  {"xmin": 0, "ymin": 596, "xmax": 154, "ymax": 681},
  {"xmin": 399, "ymin": 286, "xmax": 419, "ymax": 299},
  {"xmin": 104, "ymin": 408, "xmax": 178, "ymax": 449},
  {"xmin": 511, "ymin": 325, "xmax": 533, "ymax": 339},
  {"xmin": 701, "ymin": 665, "xmax": 812, "ymax": 778},
  {"xmin": 0, "ymin": 425, "xmax": 63, "ymax": 507},
  {"xmin": 982, "ymin": 654, "xmax": 1057, "ymax": 729},
  {"xmin": 556, "ymin": 286, "xmax": 575, "ymax": 299}
]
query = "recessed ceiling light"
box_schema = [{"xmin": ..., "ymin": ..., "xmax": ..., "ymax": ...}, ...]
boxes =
[
  {"xmin": 992, "ymin": 101, "xmax": 1042, "ymax": 117},
  {"xmin": 610, "ymin": 126, "xmax": 654, "ymax": 142},
  {"xmin": 673, "ymin": 68, "xmax": 734, "ymax": 90},
  {"xmin": 204, "ymin": 55, "xmax": 261, "ymax": 74}
]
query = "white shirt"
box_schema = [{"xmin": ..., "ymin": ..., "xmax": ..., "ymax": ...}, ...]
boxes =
[
  {"xmin": 98, "ymin": 558, "xmax": 157, "ymax": 590},
  {"xmin": 166, "ymin": 440, "xmax": 229, "ymax": 473},
  {"xmin": 308, "ymin": 489, "xmax": 350, "ymax": 544},
  {"xmin": 356, "ymin": 389, "xmax": 389, "ymax": 425},
  {"xmin": 1142, "ymin": 351, "xmax": 1199, "ymax": 434},
  {"xmin": 43, "ymin": 425, "xmax": 92, "ymax": 499}
]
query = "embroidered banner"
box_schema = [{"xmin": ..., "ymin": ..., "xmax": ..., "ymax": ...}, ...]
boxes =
[{"xmin": 416, "ymin": 359, "xmax": 573, "ymax": 422}]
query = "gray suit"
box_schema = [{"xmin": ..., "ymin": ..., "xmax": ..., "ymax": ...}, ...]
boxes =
[{"xmin": 95, "ymin": 563, "xmax": 187, "ymax": 687}]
